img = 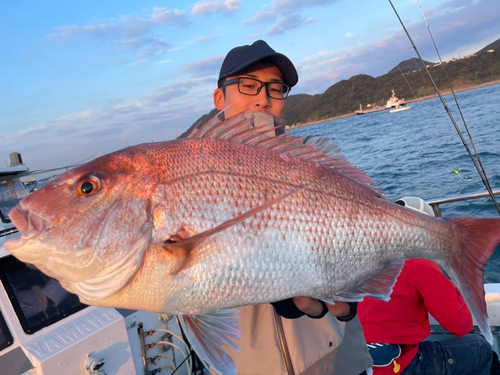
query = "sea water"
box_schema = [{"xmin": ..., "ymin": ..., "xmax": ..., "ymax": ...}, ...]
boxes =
[{"xmin": 291, "ymin": 83, "xmax": 500, "ymax": 282}]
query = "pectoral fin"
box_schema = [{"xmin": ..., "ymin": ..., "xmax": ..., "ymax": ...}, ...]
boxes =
[
  {"xmin": 178, "ymin": 309, "xmax": 241, "ymax": 375},
  {"xmin": 163, "ymin": 185, "xmax": 311, "ymax": 274}
]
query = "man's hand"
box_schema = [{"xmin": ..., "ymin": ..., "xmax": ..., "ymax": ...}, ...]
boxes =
[{"xmin": 292, "ymin": 297, "xmax": 351, "ymax": 318}]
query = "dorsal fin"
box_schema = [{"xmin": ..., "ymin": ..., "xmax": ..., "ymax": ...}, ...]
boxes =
[{"xmin": 186, "ymin": 110, "xmax": 381, "ymax": 189}]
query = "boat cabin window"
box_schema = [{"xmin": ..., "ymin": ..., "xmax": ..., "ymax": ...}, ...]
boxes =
[
  {"xmin": 0, "ymin": 310, "xmax": 13, "ymax": 351},
  {"xmin": 0, "ymin": 256, "xmax": 87, "ymax": 334},
  {"xmin": 0, "ymin": 178, "xmax": 28, "ymax": 224}
]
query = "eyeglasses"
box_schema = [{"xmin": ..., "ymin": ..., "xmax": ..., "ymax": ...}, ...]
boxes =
[{"xmin": 221, "ymin": 77, "xmax": 290, "ymax": 100}]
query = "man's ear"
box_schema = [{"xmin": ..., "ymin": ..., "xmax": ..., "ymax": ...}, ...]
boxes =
[{"xmin": 214, "ymin": 88, "xmax": 225, "ymax": 110}]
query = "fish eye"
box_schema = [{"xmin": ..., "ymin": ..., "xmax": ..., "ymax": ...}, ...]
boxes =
[{"xmin": 74, "ymin": 175, "xmax": 102, "ymax": 197}]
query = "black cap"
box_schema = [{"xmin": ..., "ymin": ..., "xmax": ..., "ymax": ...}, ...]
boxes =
[{"xmin": 218, "ymin": 40, "xmax": 298, "ymax": 88}]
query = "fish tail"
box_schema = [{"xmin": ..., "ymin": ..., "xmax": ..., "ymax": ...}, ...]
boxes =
[{"xmin": 441, "ymin": 217, "xmax": 500, "ymax": 344}]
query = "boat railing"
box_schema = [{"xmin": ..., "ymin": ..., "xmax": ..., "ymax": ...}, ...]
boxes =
[
  {"xmin": 0, "ymin": 227, "xmax": 18, "ymax": 239},
  {"xmin": 426, "ymin": 189, "xmax": 500, "ymax": 217}
]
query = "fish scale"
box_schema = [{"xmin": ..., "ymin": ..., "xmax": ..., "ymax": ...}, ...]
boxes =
[{"xmin": 5, "ymin": 113, "xmax": 500, "ymax": 375}]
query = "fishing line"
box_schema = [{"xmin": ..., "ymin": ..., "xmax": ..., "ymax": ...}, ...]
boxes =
[
  {"xmin": 397, "ymin": 64, "xmax": 417, "ymax": 99},
  {"xmin": 416, "ymin": 0, "xmax": 489, "ymax": 185},
  {"xmin": 349, "ymin": 77, "xmax": 355, "ymax": 99},
  {"xmin": 414, "ymin": 59, "xmax": 429, "ymax": 88},
  {"xmin": 387, "ymin": 0, "xmax": 500, "ymax": 215},
  {"xmin": 448, "ymin": 156, "xmax": 472, "ymax": 181},
  {"xmin": 170, "ymin": 352, "xmax": 192, "ymax": 375}
]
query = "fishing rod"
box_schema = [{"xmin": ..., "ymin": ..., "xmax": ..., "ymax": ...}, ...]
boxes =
[
  {"xmin": 22, "ymin": 151, "xmax": 104, "ymax": 176},
  {"xmin": 387, "ymin": 0, "xmax": 500, "ymax": 215}
]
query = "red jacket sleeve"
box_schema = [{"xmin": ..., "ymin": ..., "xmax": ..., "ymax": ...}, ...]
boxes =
[{"xmin": 408, "ymin": 259, "xmax": 473, "ymax": 337}]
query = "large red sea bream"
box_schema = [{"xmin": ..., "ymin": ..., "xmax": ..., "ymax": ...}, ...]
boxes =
[{"xmin": 5, "ymin": 113, "xmax": 500, "ymax": 374}]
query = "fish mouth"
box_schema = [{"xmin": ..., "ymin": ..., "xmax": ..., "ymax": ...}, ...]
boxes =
[
  {"xmin": 5, "ymin": 236, "xmax": 104, "ymax": 282},
  {"xmin": 4, "ymin": 210, "xmax": 94, "ymax": 276},
  {"xmin": 4, "ymin": 203, "xmax": 52, "ymax": 256},
  {"xmin": 5, "ymin": 205, "xmax": 153, "ymax": 302},
  {"xmin": 11, "ymin": 204, "xmax": 52, "ymax": 236},
  {"xmin": 3, "ymin": 236, "xmax": 28, "ymax": 252},
  {"xmin": 62, "ymin": 226, "xmax": 152, "ymax": 302},
  {"xmin": 6, "ymin": 195, "xmax": 153, "ymax": 303},
  {"xmin": 6, "ymin": 205, "xmax": 51, "ymax": 250}
]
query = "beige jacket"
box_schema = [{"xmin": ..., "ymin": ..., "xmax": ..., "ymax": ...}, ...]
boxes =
[{"xmin": 212, "ymin": 304, "xmax": 372, "ymax": 375}]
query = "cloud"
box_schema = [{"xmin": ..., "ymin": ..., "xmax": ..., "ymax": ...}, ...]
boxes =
[
  {"xmin": 243, "ymin": 11, "xmax": 276, "ymax": 25},
  {"xmin": 57, "ymin": 110, "xmax": 94, "ymax": 122},
  {"xmin": 151, "ymin": 7, "xmax": 190, "ymax": 25},
  {"xmin": 243, "ymin": 0, "xmax": 338, "ymax": 24},
  {"xmin": 146, "ymin": 76, "xmax": 216, "ymax": 106},
  {"xmin": 154, "ymin": 59, "xmax": 173, "ymax": 65},
  {"xmin": 8, "ymin": 123, "xmax": 46, "ymax": 138},
  {"xmin": 138, "ymin": 45, "xmax": 170, "ymax": 59},
  {"xmin": 146, "ymin": 82, "xmax": 196, "ymax": 105},
  {"xmin": 180, "ymin": 55, "xmax": 225, "ymax": 78},
  {"xmin": 410, "ymin": 0, "xmax": 500, "ymax": 58},
  {"xmin": 288, "ymin": 0, "xmax": 500, "ymax": 97},
  {"xmin": 10, "ymin": 0, "xmax": 498, "ymax": 173},
  {"xmin": 298, "ymin": 33, "xmax": 411, "ymax": 86},
  {"xmin": 2, "ymin": 90, "xmax": 216, "ymax": 171},
  {"xmin": 266, "ymin": 14, "xmax": 312, "ymax": 36},
  {"xmin": 46, "ymin": 7, "xmax": 189, "ymax": 61},
  {"xmin": 248, "ymin": 33, "xmax": 263, "ymax": 39},
  {"xmin": 196, "ymin": 34, "xmax": 218, "ymax": 43},
  {"xmin": 270, "ymin": 0, "xmax": 338, "ymax": 11},
  {"xmin": 192, "ymin": 0, "xmax": 241, "ymax": 17},
  {"xmin": 48, "ymin": 17, "xmax": 148, "ymax": 42},
  {"xmin": 244, "ymin": 0, "xmax": 333, "ymax": 36},
  {"xmin": 119, "ymin": 36, "xmax": 170, "ymax": 58},
  {"xmin": 299, "ymin": 51, "xmax": 351, "ymax": 72},
  {"xmin": 294, "ymin": 71, "xmax": 340, "ymax": 95}
]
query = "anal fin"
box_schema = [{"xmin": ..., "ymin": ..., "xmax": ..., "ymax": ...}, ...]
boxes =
[
  {"xmin": 178, "ymin": 309, "xmax": 241, "ymax": 375},
  {"xmin": 326, "ymin": 261, "xmax": 404, "ymax": 303}
]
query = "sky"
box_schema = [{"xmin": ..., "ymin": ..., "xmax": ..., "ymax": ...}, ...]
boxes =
[{"xmin": 2, "ymin": 0, "xmax": 499, "ymax": 172}]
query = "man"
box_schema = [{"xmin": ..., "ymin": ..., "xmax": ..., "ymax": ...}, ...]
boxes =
[{"xmin": 207, "ymin": 39, "xmax": 372, "ymax": 375}]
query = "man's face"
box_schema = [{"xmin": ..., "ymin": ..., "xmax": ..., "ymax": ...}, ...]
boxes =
[{"xmin": 214, "ymin": 62, "xmax": 287, "ymax": 119}]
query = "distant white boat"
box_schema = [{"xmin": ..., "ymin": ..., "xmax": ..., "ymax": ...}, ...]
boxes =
[
  {"xmin": 355, "ymin": 103, "xmax": 366, "ymax": 115},
  {"xmin": 386, "ymin": 89, "xmax": 406, "ymax": 109},
  {"xmin": 390, "ymin": 105, "xmax": 412, "ymax": 113},
  {"xmin": 355, "ymin": 103, "xmax": 386, "ymax": 115}
]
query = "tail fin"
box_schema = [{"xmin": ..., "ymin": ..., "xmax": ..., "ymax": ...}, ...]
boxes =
[{"xmin": 440, "ymin": 217, "xmax": 500, "ymax": 344}]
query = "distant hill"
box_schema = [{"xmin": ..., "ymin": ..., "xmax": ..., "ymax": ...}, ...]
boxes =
[
  {"xmin": 190, "ymin": 39, "xmax": 500, "ymax": 127},
  {"xmin": 284, "ymin": 48, "xmax": 500, "ymax": 124},
  {"xmin": 285, "ymin": 74, "xmax": 380, "ymax": 124},
  {"xmin": 285, "ymin": 93, "xmax": 311, "ymax": 105},
  {"xmin": 477, "ymin": 38, "xmax": 500, "ymax": 53},
  {"xmin": 178, "ymin": 107, "xmax": 219, "ymax": 139},
  {"xmin": 387, "ymin": 57, "xmax": 435, "ymax": 74}
]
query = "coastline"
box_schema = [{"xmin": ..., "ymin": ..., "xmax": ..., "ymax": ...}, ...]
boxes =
[{"xmin": 286, "ymin": 79, "xmax": 500, "ymax": 130}]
